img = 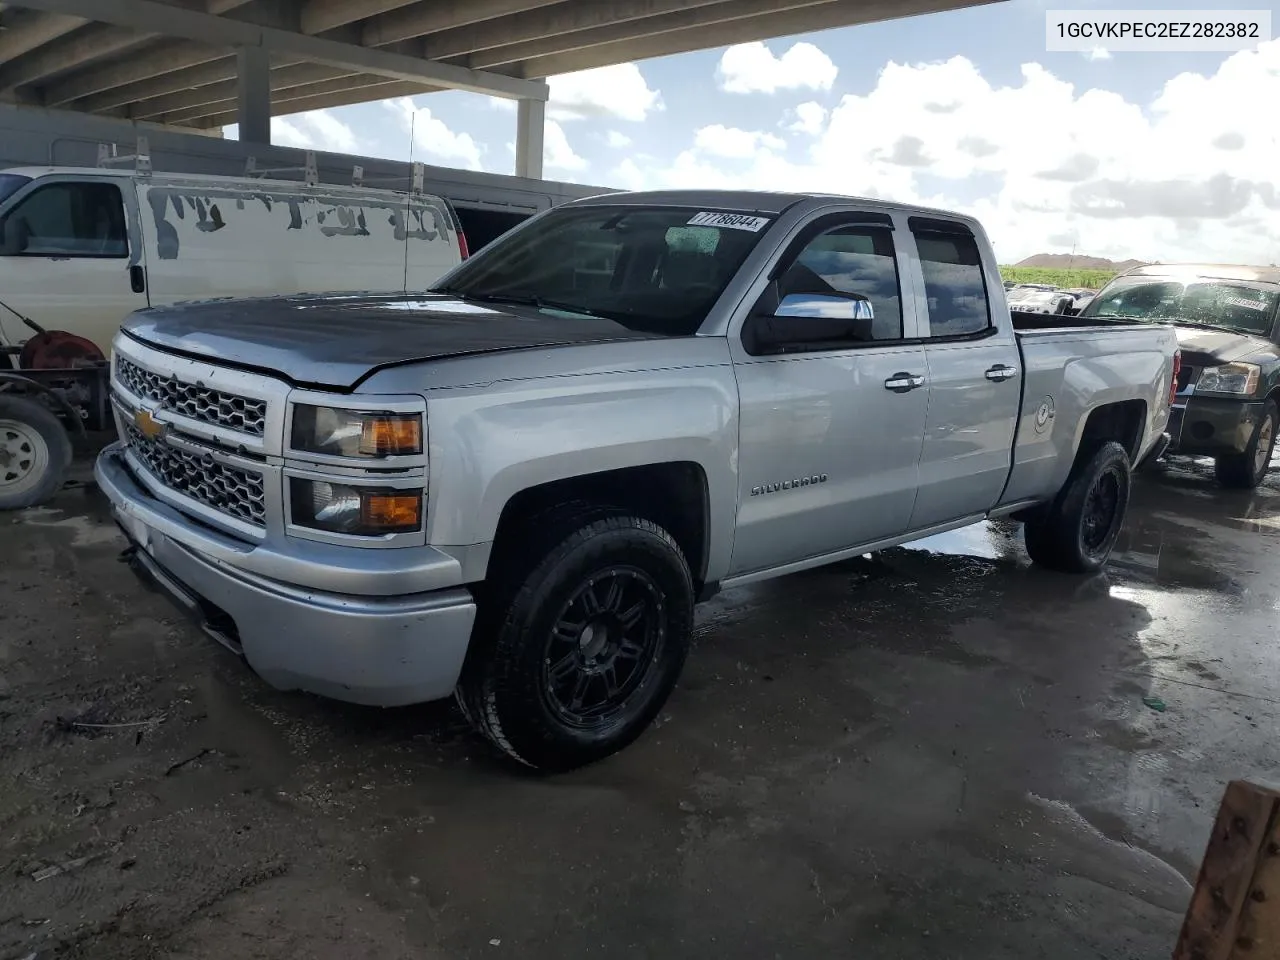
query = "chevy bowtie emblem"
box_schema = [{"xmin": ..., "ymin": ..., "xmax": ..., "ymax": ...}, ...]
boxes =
[{"xmin": 134, "ymin": 408, "xmax": 166, "ymax": 441}]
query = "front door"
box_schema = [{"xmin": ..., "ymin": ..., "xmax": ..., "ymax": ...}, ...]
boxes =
[
  {"xmin": 728, "ymin": 213, "xmax": 929, "ymax": 576},
  {"xmin": 905, "ymin": 220, "xmax": 1022, "ymax": 530},
  {"xmin": 0, "ymin": 176, "xmax": 145, "ymax": 357}
]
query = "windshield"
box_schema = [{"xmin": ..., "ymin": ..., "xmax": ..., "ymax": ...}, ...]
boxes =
[
  {"xmin": 1081, "ymin": 275, "xmax": 1279, "ymax": 335},
  {"xmin": 0, "ymin": 174, "xmax": 31, "ymax": 206},
  {"xmin": 430, "ymin": 205, "xmax": 774, "ymax": 336}
]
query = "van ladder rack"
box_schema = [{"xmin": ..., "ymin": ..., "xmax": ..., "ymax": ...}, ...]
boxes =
[
  {"xmin": 96, "ymin": 137, "xmax": 151, "ymax": 175},
  {"xmin": 350, "ymin": 162, "xmax": 427, "ymax": 195},
  {"xmin": 244, "ymin": 151, "xmax": 319, "ymax": 186}
]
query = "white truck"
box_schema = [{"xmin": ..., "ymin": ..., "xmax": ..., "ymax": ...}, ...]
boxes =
[
  {"xmin": 0, "ymin": 151, "xmax": 467, "ymax": 508},
  {"xmin": 94, "ymin": 189, "xmax": 1181, "ymax": 771}
]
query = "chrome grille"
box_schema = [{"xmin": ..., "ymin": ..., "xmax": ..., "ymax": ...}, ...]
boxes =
[
  {"xmin": 116, "ymin": 356, "xmax": 267, "ymax": 437},
  {"xmin": 123, "ymin": 423, "xmax": 266, "ymax": 527}
]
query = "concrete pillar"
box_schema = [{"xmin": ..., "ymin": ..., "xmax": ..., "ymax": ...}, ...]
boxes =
[
  {"xmin": 236, "ymin": 45, "xmax": 271, "ymax": 145},
  {"xmin": 515, "ymin": 97, "xmax": 544, "ymax": 180}
]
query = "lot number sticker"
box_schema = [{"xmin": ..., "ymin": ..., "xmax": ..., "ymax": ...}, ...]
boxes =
[{"xmin": 687, "ymin": 211, "xmax": 771, "ymax": 232}]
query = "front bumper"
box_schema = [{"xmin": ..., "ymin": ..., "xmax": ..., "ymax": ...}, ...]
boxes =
[
  {"xmin": 95, "ymin": 442, "xmax": 476, "ymax": 707},
  {"xmin": 1168, "ymin": 395, "xmax": 1264, "ymax": 457}
]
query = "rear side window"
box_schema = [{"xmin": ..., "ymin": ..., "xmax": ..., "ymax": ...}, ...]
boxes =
[
  {"xmin": 0, "ymin": 181, "xmax": 128, "ymax": 258},
  {"xmin": 914, "ymin": 231, "xmax": 991, "ymax": 338}
]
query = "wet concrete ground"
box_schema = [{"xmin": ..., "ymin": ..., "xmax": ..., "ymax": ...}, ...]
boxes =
[{"xmin": 2, "ymin": 452, "xmax": 1278, "ymax": 959}]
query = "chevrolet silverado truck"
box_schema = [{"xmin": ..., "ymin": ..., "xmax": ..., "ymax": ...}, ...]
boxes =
[
  {"xmin": 94, "ymin": 190, "xmax": 1181, "ymax": 771},
  {"xmin": 1078, "ymin": 263, "xmax": 1280, "ymax": 488}
]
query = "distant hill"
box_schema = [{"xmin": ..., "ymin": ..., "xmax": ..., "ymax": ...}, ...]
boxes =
[{"xmin": 1015, "ymin": 253, "xmax": 1148, "ymax": 272}]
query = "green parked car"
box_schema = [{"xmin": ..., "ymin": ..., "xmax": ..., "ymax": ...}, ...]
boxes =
[{"xmin": 1079, "ymin": 263, "xmax": 1280, "ymax": 488}]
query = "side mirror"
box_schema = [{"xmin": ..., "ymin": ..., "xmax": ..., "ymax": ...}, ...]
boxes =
[
  {"xmin": 0, "ymin": 216, "xmax": 29, "ymax": 256},
  {"xmin": 748, "ymin": 290, "xmax": 875, "ymax": 352},
  {"xmin": 775, "ymin": 292, "xmax": 875, "ymax": 321}
]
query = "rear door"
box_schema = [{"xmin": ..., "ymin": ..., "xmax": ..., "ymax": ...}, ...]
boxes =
[
  {"xmin": 728, "ymin": 210, "xmax": 930, "ymax": 576},
  {"xmin": 904, "ymin": 217, "xmax": 1022, "ymax": 531},
  {"xmin": 0, "ymin": 175, "xmax": 146, "ymax": 357}
]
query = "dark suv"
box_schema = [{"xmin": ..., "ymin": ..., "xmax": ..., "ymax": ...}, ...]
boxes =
[{"xmin": 1079, "ymin": 263, "xmax": 1280, "ymax": 488}]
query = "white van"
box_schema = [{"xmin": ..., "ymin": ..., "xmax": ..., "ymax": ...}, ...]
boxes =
[{"xmin": 0, "ymin": 165, "xmax": 466, "ymax": 358}]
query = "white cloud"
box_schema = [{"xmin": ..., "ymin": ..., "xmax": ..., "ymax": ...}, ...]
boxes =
[
  {"xmin": 717, "ymin": 41, "xmax": 837, "ymax": 95},
  {"xmin": 383, "ymin": 97, "xmax": 484, "ymax": 171},
  {"xmin": 226, "ymin": 110, "xmax": 359, "ymax": 154},
  {"xmin": 1085, "ymin": 46, "xmax": 1112, "ymax": 61},
  {"xmin": 606, "ymin": 130, "xmax": 632, "ymax": 148},
  {"xmin": 611, "ymin": 42, "xmax": 1280, "ymax": 265},
  {"xmin": 693, "ymin": 124, "xmax": 785, "ymax": 160},
  {"xmin": 544, "ymin": 120, "xmax": 587, "ymax": 172},
  {"xmin": 548, "ymin": 64, "xmax": 662, "ymax": 122},
  {"xmin": 783, "ymin": 101, "xmax": 828, "ymax": 135}
]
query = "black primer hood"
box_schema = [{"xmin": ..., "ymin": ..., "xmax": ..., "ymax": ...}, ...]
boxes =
[{"xmin": 121, "ymin": 292, "xmax": 665, "ymax": 389}]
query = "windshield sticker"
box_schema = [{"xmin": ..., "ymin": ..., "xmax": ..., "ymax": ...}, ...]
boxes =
[
  {"xmin": 1225, "ymin": 296, "xmax": 1268, "ymax": 311},
  {"xmin": 687, "ymin": 211, "xmax": 771, "ymax": 232}
]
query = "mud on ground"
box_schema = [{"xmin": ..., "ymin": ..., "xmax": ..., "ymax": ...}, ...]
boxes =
[{"xmin": 2, "ymin": 453, "xmax": 1278, "ymax": 959}]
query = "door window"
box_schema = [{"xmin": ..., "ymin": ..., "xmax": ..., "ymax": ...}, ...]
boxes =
[
  {"xmin": 1, "ymin": 182, "xmax": 128, "ymax": 258},
  {"xmin": 913, "ymin": 231, "xmax": 992, "ymax": 338},
  {"xmin": 774, "ymin": 225, "xmax": 904, "ymax": 343}
]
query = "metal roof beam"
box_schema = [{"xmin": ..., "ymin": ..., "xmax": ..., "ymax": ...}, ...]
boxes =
[
  {"xmin": 299, "ymin": 0, "xmax": 414, "ymax": 35},
  {"xmin": 0, "ymin": 9, "xmax": 84, "ymax": 62},
  {"xmin": 7, "ymin": 0, "xmax": 548, "ymax": 98},
  {"xmin": 128, "ymin": 60, "xmax": 350, "ymax": 117},
  {"xmin": 422, "ymin": 0, "xmax": 726, "ymax": 60},
  {"xmin": 187, "ymin": 76, "xmax": 432, "ymax": 127},
  {"xmin": 10, "ymin": 0, "xmax": 251, "ymax": 98},
  {"xmin": 0, "ymin": 23, "xmax": 147, "ymax": 91},
  {"xmin": 513, "ymin": 0, "xmax": 1002, "ymax": 77},
  {"xmin": 362, "ymin": 0, "xmax": 560, "ymax": 47},
  {"xmin": 464, "ymin": 0, "xmax": 839, "ymax": 69}
]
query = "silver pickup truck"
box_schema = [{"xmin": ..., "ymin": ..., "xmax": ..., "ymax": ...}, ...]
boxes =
[{"xmin": 94, "ymin": 190, "xmax": 1180, "ymax": 771}]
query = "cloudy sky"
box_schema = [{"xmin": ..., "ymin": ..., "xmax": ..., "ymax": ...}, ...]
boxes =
[{"xmin": 227, "ymin": 0, "xmax": 1280, "ymax": 266}]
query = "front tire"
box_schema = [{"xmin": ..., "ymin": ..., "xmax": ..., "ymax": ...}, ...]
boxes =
[
  {"xmin": 1024, "ymin": 441, "xmax": 1131, "ymax": 574},
  {"xmin": 1214, "ymin": 400, "xmax": 1277, "ymax": 490},
  {"xmin": 458, "ymin": 508, "xmax": 694, "ymax": 772},
  {"xmin": 0, "ymin": 395, "xmax": 72, "ymax": 511}
]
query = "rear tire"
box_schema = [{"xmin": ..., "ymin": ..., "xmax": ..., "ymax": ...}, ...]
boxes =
[
  {"xmin": 457, "ymin": 506, "xmax": 694, "ymax": 772},
  {"xmin": 1023, "ymin": 441, "xmax": 1131, "ymax": 574},
  {"xmin": 1214, "ymin": 400, "xmax": 1277, "ymax": 490},
  {"xmin": 0, "ymin": 395, "xmax": 72, "ymax": 510}
]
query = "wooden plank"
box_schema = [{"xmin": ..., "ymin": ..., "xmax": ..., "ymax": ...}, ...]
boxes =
[
  {"xmin": 1229, "ymin": 810, "xmax": 1280, "ymax": 958},
  {"xmin": 1174, "ymin": 780, "xmax": 1280, "ymax": 960}
]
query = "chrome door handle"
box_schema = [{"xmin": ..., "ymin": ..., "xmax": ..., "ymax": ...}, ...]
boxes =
[
  {"xmin": 884, "ymin": 373, "xmax": 926, "ymax": 393},
  {"xmin": 985, "ymin": 364, "xmax": 1018, "ymax": 382}
]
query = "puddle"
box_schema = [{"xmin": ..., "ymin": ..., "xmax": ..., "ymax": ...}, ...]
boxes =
[
  {"xmin": 12, "ymin": 506, "xmax": 122, "ymax": 547},
  {"xmin": 900, "ymin": 521, "xmax": 1020, "ymax": 562},
  {"xmin": 1025, "ymin": 792, "xmax": 1192, "ymax": 888}
]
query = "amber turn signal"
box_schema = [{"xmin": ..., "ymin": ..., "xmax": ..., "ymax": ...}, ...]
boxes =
[
  {"xmin": 360, "ymin": 416, "xmax": 422, "ymax": 456},
  {"xmin": 360, "ymin": 492, "xmax": 422, "ymax": 532}
]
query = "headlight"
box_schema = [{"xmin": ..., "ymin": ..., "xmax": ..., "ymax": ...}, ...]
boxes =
[
  {"xmin": 290, "ymin": 405, "xmax": 422, "ymax": 458},
  {"xmin": 290, "ymin": 479, "xmax": 422, "ymax": 535},
  {"xmin": 1197, "ymin": 363, "xmax": 1260, "ymax": 395}
]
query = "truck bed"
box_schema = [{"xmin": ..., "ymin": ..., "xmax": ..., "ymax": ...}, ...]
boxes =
[{"xmin": 1001, "ymin": 314, "xmax": 1179, "ymax": 508}]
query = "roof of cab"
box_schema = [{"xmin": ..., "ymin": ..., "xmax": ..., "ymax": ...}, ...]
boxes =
[
  {"xmin": 567, "ymin": 188, "xmax": 984, "ymax": 224},
  {"xmin": 1121, "ymin": 262, "xmax": 1280, "ymax": 285}
]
